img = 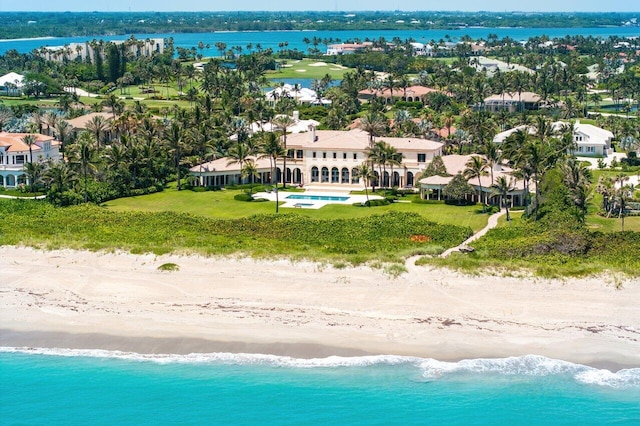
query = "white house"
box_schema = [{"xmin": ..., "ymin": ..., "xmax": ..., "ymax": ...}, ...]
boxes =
[
  {"xmin": 265, "ymin": 84, "xmax": 331, "ymax": 106},
  {"xmin": 0, "ymin": 132, "xmax": 61, "ymax": 188},
  {"xmin": 493, "ymin": 120, "xmax": 614, "ymax": 157},
  {"xmin": 0, "ymin": 72, "xmax": 25, "ymax": 96},
  {"xmin": 190, "ymin": 128, "xmax": 443, "ymax": 189}
]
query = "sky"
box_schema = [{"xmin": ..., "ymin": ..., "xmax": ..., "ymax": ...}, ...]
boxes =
[{"xmin": 0, "ymin": 0, "xmax": 638, "ymax": 12}]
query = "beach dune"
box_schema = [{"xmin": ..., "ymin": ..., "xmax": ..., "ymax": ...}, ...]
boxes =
[{"xmin": 1, "ymin": 246, "xmax": 638, "ymax": 369}]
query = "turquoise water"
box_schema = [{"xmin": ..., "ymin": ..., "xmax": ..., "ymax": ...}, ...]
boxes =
[
  {"xmin": 2, "ymin": 27, "xmax": 640, "ymax": 55},
  {"xmin": 286, "ymin": 194, "xmax": 350, "ymax": 201},
  {"xmin": 1, "ymin": 350, "xmax": 639, "ymax": 425}
]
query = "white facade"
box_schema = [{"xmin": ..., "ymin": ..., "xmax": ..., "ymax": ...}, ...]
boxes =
[
  {"xmin": 0, "ymin": 132, "xmax": 61, "ymax": 188},
  {"xmin": 493, "ymin": 120, "xmax": 614, "ymax": 157},
  {"xmin": 191, "ymin": 128, "xmax": 443, "ymax": 189}
]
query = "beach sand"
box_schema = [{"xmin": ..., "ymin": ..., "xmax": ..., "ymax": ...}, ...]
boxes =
[{"xmin": 1, "ymin": 246, "xmax": 638, "ymax": 369}]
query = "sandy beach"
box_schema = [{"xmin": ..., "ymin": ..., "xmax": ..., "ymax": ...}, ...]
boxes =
[{"xmin": 1, "ymin": 245, "xmax": 638, "ymax": 369}]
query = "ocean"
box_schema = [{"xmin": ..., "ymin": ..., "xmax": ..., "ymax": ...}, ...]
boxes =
[
  {"xmin": 2, "ymin": 26, "xmax": 640, "ymax": 55},
  {"xmin": 1, "ymin": 348, "xmax": 639, "ymax": 425}
]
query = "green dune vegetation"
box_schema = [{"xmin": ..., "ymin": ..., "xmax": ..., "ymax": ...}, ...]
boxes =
[{"xmin": 0, "ymin": 200, "xmax": 472, "ymax": 267}]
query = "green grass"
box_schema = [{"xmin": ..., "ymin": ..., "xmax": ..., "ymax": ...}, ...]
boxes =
[
  {"xmin": 0, "ymin": 199, "xmax": 472, "ymax": 266},
  {"xmin": 267, "ymin": 59, "xmax": 349, "ymax": 81},
  {"xmin": 104, "ymin": 187, "xmax": 490, "ymax": 232}
]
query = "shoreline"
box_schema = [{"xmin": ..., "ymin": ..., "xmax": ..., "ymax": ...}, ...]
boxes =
[{"xmin": 1, "ymin": 246, "xmax": 639, "ymax": 371}]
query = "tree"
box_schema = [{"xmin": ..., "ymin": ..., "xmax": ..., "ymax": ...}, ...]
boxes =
[
  {"xmin": 21, "ymin": 134, "xmax": 37, "ymax": 164},
  {"xmin": 358, "ymin": 111, "xmax": 387, "ymax": 144},
  {"xmin": 259, "ymin": 131, "xmax": 285, "ymax": 186},
  {"xmin": 560, "ymin": 158, "xmax": 592, "ymax": 222},
  {"xmin": 24, "ymin": 161, "xmax": 45, "ymax": 196},
  {"xmin": 241, "ymin": 159, "xmax": 260, "ymax": 194},
  {"xmin": 273, "ymin": 115, "xmax": 296, "ymax": 188},
  {"xmin": 164, "ymin": 123, "xmax": 186, "ymax": 191},
  {"xmin": 464, "ymin": 155, "xmax": 489, "ymax": 211},
  {"xmin": 68, "ymin": 132, "xmax": 97, "ymax": 203},
  {"xmin": 0, "ymin": 107, "xmax": 14, "ymax": 132},
  {"xmin": 85, "ymin": 115, "xmax": 108, "ymax": 151},
  {"xmin": 354, "ymin": 163, "xmax": 375, "ymax": 206},
  {"xmin": 422, "ymin": 155, "xmax": 448, "ymax": 178},
  {"xmin": 490, "ymin": 176, "xmax": 516, "ymax": 221},
  {"xmin": 443, "ymin": 173, "xmax": 475, "ymax": 205}
]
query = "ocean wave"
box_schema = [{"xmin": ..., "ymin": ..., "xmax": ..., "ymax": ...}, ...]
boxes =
[
  {"xmin": 420, "ymin": 355, "xmax": 640, "ymax": 388},
  {"xmin": 2, "ymin": 347, "xmax": 638, "ymax": 388}
]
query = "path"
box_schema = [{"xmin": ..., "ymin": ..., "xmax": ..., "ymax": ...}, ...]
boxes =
[
  {"xmin": 404, "ymin": 209, "xmax": 506, "ymax": 272},
  {"xmin": 439, "ymin": 209, "xmax": 506, "ymax": 258},
  {"xmin": 0, "ymin": 194, "xmax": 47, "ymax": 200}
]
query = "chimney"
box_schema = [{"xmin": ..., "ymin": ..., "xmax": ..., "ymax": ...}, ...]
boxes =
[
  {"xmin": 293, "ymin": 110, "xmax": 300, "ymax": 121},
  {"xmin": 308, "ymin": 124, "xmax": 317, "ymax": 143}
]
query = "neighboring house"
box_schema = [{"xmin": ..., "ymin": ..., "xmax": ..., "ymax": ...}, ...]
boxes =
[
  {"xmin": 250, "ymin": 111, "xmax": 319, "ymax": 134},
  {"xmin": 65, "ymin": 112, "xmax": 114, "ymax": 140},
  {"xmin": 326, "ymin": 42, "xmax": 374, "ymax": 55},
  {"xmin": 419, "ymin": 154, "xmax": 528, "ymax": 207},
  {"xmin": 357, "ymin": 85, "xmax": 450, "ymax": 105},
  {"xmin": 191, "ymin": 128, "xmax": 443, "ymax": 189},
  {"xmin": 493, "ymin": 120, "xmax": 614, "ymax": 157},
  {"xmin": 0, "ymin": 72, "xmax": 25, "ymax": 96},
  {"xmin": 470, "ymin": 56, "xmax": 534, "ymax": 77},
  {"xmin": 0, "ymin": 132, "xmax": 61, "ymax": 188},
  {"xmin": 265, "ymin": 84, "xmax": 331, "ymax": 106},
  {"xmin": 481, "ymin": 92, "xmax": 544, "ymax": 113}
]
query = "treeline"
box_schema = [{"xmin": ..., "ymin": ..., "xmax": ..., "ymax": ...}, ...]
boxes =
[{"xmin": 1, "ymin": 11, "xmax": 638, "ymax": 40}]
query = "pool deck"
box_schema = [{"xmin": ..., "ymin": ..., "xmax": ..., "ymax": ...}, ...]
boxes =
[{"xmin": 253, "ymin": 190, "xmax": 383, "ymax": 209}]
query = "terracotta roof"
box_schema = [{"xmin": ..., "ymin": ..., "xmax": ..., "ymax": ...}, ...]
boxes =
[
  {"xmin": 358, "ymin": 85, "xmax": 448, "ymax": 98},
  {"xmin": 286, "ymin": 128, "xmax": 443, "ymax": 152},
  {"xmin": 65, "ymin": 112, "xmax": 113, "ymax": 130},
  {"xmin": 189, "ymin": 156, "xmax": 273, "ymax": 174},
  {"xmin": 0, "ymin": 132, "xmax": 57, "ymax": 153}
]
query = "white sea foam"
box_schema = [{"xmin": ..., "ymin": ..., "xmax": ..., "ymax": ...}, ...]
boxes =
[
  {"xmin": 2, "ymin": 347, "xmax": 639, "ymax": 388},
  {"xmin": 419, "ymin": 354, "xmax": 640, "ymax": 388}
]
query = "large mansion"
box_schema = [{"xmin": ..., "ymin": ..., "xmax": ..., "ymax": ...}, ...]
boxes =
[
  {"xmin": 190, "ymin": 127, "xmax": 443, "ymax": 189},
  {"xmin": 0, "ymin": 132, "xmax": 61, "ymax": 188}
]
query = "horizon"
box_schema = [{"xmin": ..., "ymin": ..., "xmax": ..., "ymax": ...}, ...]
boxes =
[{"xmin": 1, "ymin": 0, "xmax": 639, "ymax": 13}]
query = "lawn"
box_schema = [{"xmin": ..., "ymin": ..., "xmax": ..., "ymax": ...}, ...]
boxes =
[
  {"xmin": 266, "ymin": 59, "xmax": 350, "ymax": 81},
  {"xmin": 104, "ymin": 187, "xmax": 490, "ymax": 233}
]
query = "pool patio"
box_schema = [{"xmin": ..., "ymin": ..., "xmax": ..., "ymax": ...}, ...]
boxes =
[{"xmin": 253, "ymin": 190, "xmax": 384, "ymax": 209}]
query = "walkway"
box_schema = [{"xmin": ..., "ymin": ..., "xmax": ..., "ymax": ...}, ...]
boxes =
[
  {"xmin": 0, "ymin": 194, "xmax": 47, "ymax": 200},
  {"xmin": 439, "ymin": 209, "xmax": 506, "ymax": 258}
]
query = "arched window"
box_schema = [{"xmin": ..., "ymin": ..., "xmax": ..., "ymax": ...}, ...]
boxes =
[
  {"xmin": 6, "ymin": 174, "xmax": 16, "ymax": 187},
  {"xmin": 293, "ymin": 168, "xmax": 302, "ymax": 184},
  {"xmin": 392, "ymin": 171, "xmax": 400, "ymax": 187},
  {"xmin": 341, "ymin": 168, "xmax": 349, "ymax": 183},
  {"xmin": 351, "ymin": 168, "xmax": 359, "ymax": 184},
  {"xmin": 321, "ymin": 167, "xmax": 329, "ymax": 183},
  {"xmin": 373, "ymin": 171, "xmax": 380, "ymax": 187},
  {"xmin": 383, "ymin": 172, "xmax": 390, "ymax": 188},
  {"xmin": 331, "ymin": 167, "xmax": 339, "ymax": 183},
  {"xmin": 407, "ymin": 172, "xmax": 414, "ymax": 187},
  {"xmin": 311, "ymin": 167, "xmax": 319, "ymax": 182}
]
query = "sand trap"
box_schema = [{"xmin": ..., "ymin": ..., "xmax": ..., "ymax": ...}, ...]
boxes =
[
  {"xmin": 280, "ymin": 64, "xmax": 292, "ymax": 68},
  {"xmin": 308, "ymin": 62, "xmax": 328, "ymax": 67},
  {"xmin": 295, "ymin": 69, "xmax": 307, "ymax": 73}
]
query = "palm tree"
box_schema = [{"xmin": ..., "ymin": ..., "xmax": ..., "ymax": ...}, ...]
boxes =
[
  {"xmin": 24, "ymin": 161, "xmax": 45, "ymax": 196},
  {"xmin": 481, "ymin": 140, "xmax": 500, "ymax": 185},
  {"xmin": 164, "ymin": 123, "xmax": 186, "ymax": 191},
  {"xmin": 358, "ymin": 111, "xmax": 387, "ymax": 145},
  {"xmin": 0, "ymin": 107, "xmax": 13, "ymax": 132},
  {"xmin": 226, "ymin": 142, "xmax": 252, "ymax": 185},
  {"xmin": 54, "ymin": 119, "xmax": 71, "ymax": 160},
  {"xmin": 561, "ymin": 158, "xmax": 592, "ymax": 221},
  {"xmin": 241, "ymin": 159, "xmax": 260, "ymax": 194},
  {"xmin": 259, "ymin": 131, "xmax": 285, "ymax": 186},
  {"xmin": 85, "ymin": 115, "xmax": 108, "ymax": 151},
  {"xmin": 43, "ymin": 160, "xmax": 76, "ymax": 195},
  {"xmin": 464, "ymin": 155, "xmax": 489, "ymax": 212},
  {"xmin": 272, "ymin": 115, "xmax": 296, "ymax": 188},
  {"xmin": 354, "ymin": 163, "xmax": 375, "ymax": 206},
  {"xmin": 68, "ymin": 132, "xmax": 97, "ymax": 203},
  {"xmin": 490, "ymin": 176, "xmax": 516, "ymax": 221},
  {"xmin": 22, "ymin": 134, "xmax": 37, "ymax": 164}
]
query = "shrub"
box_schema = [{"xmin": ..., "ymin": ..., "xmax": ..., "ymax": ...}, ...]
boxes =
[{"xmin": 234, "ymin": 193, "xmax": 254, "ymax": 202}]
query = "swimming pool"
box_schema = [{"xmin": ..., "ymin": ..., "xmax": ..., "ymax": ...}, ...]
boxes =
[{"xmin": 285, "ymin": 194, "xmax": 350, "ymax": 202}]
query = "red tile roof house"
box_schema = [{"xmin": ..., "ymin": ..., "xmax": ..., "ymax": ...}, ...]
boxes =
[
  {"xmin": 357, "ymin": 85, "xmax": 451, "ymax": 105},
  {"xmin": 0, "ymin": 132, "xmax": 61, "ymax": 188},
  {"xmin": 190, "ymin": 127, "xmax": 443, "ymax": 190}
]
